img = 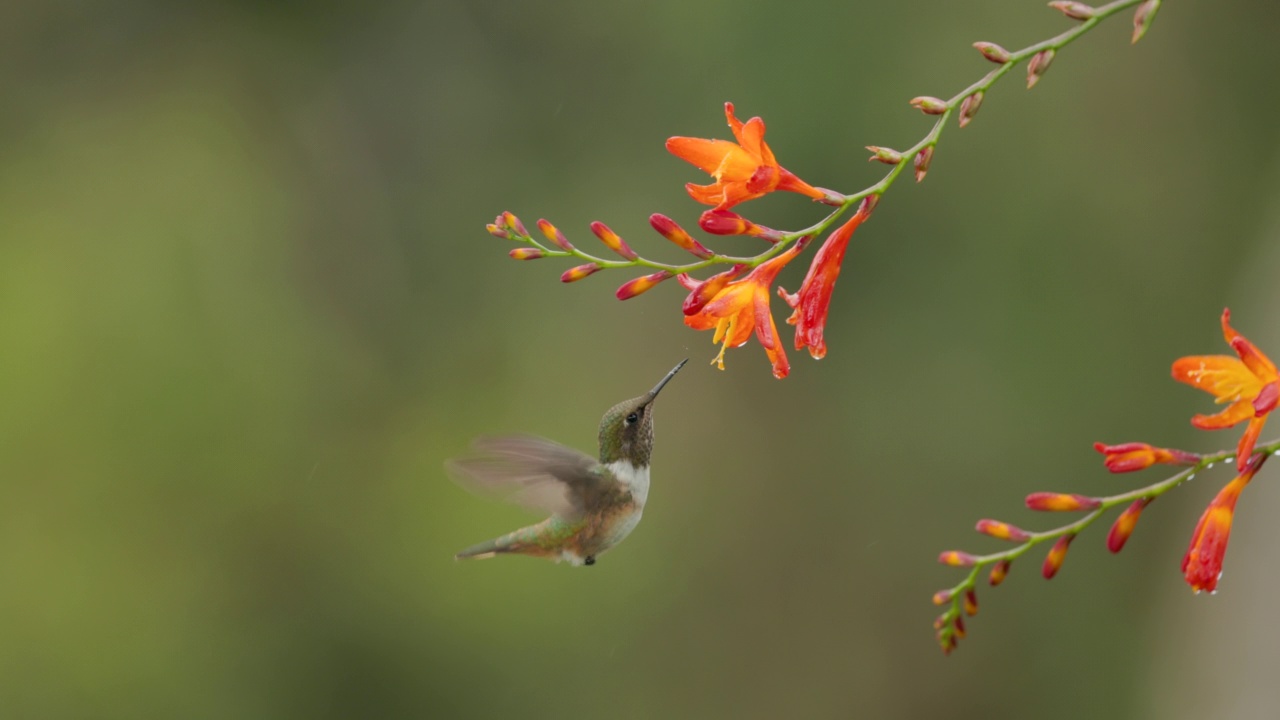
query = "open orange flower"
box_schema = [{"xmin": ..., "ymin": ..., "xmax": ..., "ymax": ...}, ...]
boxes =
[
  {"xmin": 666, "ymin": 103, "xmax": 827, "ymax": 210},
  {"xmin": 1172, "ymin": 308, "xmax": 1280, "ymax": 471},
  {"xmin": 1182, "ymin": 455, "xmax": 1265, "ymax": 593},
  {"xmin": 779, "ymin": 205, "xmax": 871, "ymax": 359},
  {"xmin": 684, "ymin": 240, "xmax": 807, "ymax": 379}
]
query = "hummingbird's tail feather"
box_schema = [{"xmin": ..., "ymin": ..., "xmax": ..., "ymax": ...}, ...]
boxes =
[{"xmin": 454, "ymin": 536, "xmax": 513, "ymax": 560}]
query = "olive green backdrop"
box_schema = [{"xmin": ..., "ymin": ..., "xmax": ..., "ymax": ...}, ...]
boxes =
[{"xmin": 2, "ymin": 1, "xmax": 1278, "ymax": 718}]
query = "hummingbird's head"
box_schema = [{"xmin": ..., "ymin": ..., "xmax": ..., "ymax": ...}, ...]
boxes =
[{"xmin": 597, "ymin": 359, "xmax": 687, "ymax": 467}]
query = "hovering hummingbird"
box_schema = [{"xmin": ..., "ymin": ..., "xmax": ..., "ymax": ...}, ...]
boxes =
[{"xmin": 450, "ymin": 359, "xmax": 687, "ymax": 566}]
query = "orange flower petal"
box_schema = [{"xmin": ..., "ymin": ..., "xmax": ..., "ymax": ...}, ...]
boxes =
[
  {"xmin": 1172, "ymin": 355, "xmax": 1264, "ymax": 403},
  {"xmin": 665, "ymin": 137, "xmax": 738, "ymax": 176},
  {"xmin": 1191, "ymin": 398, "xmax": 1256, "ymax": 429},
  {"xmin": 684, "ymin": 181, "xmax": 726, "ymax": 206},
  {"xmin": 1235, "ymin": 414, "xmax": 1268, "ymax": 471}
]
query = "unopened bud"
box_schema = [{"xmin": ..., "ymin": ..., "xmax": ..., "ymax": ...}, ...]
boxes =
[
  {"xmin": 699, "ymin": 209, "xmax": 763, "ymax": 237},
  {"xmin": 1042, "ymin": 534, "xmax": 1075, "ymax": 579},
  {"xmin": 952, "ymin": 616, "xmax": 967, "ymax": 639},
  {"xmin": 938, "ymin": 550, "xmax": 978, "ymax": 567},
  {"xmin": 958, "ymin": 91, "xmax": 984, "ymax": 129},
  {"xmin": 560, "ymin": 263, "xmax": 601, "ymax": 283},
  {"xmin": 914, "ymin": 146, "xmax": 934, "ymax": 183},
  {"xmin": 973, "ymin": 41, "xmax": 1012, "ymax": 64},
  {"xmin": 508, "ymin": 247, "xmax": 544, "ymax": 260},
  {"xmin": 1107, "ymin": 498, "xmax": 1151, "ymax": 553},
  {"xmin": 615, "ymin": 271, "xmax": 673, "ymax": 301},
  {"xmin": 1094, "ymin": 441, "xmax": 1199, "ymax": 473},
  {"xmin": 932, "ymin": 589, "xmax": 954, "ymax": 606},
  {"xmin": 909, "ymin": 96, "xmax": 948, "ymax": 115},
  {"xmin": 933, "ymin": 613, "xmax": 949, "ymax": 630},
  {"xmin": 536, "ymin": 219, "xmax": 574, "ymax": 251},
  {"xmin": 963, "ymin": 589, "xmax": 978, "ymax": 616},
  {"xmin": 1027, "ymin": 49, "xmax": 1056, "ymax": 89},
  {"xmin": 817, "ymin": 188, "xmax": 847, "ymax": 206},
  {"xmin": 1025, "ymin": 492, "xmax": 1101, "ymax": 512},
  {"xmin": 858, "ymin": 194, "xmax": 880, "ymax": 217},
  {"xmin": 589, "ymin": 221, "xmax": 639, "ymax": 261},
  {"xmin": 989, "ymin": 559, "xmax": 1011, "ymax": 586},
  {"xmin": 1048, "ymin": 1, "xmax": 1096, "ymax": 20},
  {"xmin": 866, "ymin": 146, "xmax": 903, "ymax": 165},
  {"xmin": 1132, "ymin": 0, "xmax": 1161, "ymax": 44},
  {"xmin": 500, "ymin": 211, "xmax": 528, "ymax": 238},
  {"xmin": 649, "ymin": 214, "xmax": 713, "ymax": 259},
  {"xmin": 485, "ymin": 223, "xmax": 510, "ymax": 240},
  {"xmin": 975, "ymin": 518, "xmax": 1032, "ymax": 542}
]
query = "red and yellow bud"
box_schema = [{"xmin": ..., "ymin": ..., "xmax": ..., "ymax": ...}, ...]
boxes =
[
  {"xmin": 866, "ymin": 146, "xmax": 903, "ymax": 165},
  {"xmin": 989, "ymin": 559, "xmax": 1011, "ymax": 586},
  {"xmin": 909, "ymin": 96, "xmax": 948, "ymax": 115},
  {"xmin": 1048, "ymin": 1, "xmax": 1096, "ymax": 20},
  {"xmin": 649, "ymin": 214, "xmax": 713, "ymax": 259},
  {"xmin": 958, "ymin": 91, "xmax": 984, "ymax": 129},
  {"xmin": 973, "ymin": 41, "xmax": 1012, "ymax": 64},
  {"xmin": 615, "ymin": 271, "xmax": 673, "ymax": 301},
  {"xmin": 536, "ymin": 219, "xmax": 574, "ymax": 251},
  {"xmin": 698, "ymin": 209, "xmax": 763, "ymax": 237},
  {"xmin": 963, "ymin": 589, "xmax": 978, "ymax": 616},
  {"xmin": 933, "ymin": 613, "xmax": 949, "ymax": 630},
  {"xmin": 589, "ymin": 221, "xmax": 639, "ymax": 261},
  {"xmin": 1093, "ymin": 442, "xmax": 1199, "ymax": 473},
  {"xmin": 975, "ymin": 519, "xmax": 1032, "ymax": 542},
  {"xmin": 952, "ymin": 616, "xmax": 967, "ymax": 640},
  {"xmin": 1132, "ymin": 0, "xmax": 1161, "ymax": 44},
  {"xmin": 1041, "ymin": 534, "xmax": 1075, "ymax": 579},
  {"xmin": 938, "ymin": 550, "xmax": 979, "ymax": 567},
  {"xmin": 1027, "ymin": 49, "xmax": 1056, "ymax": 89},
  {"xmin": 914, "ymin": 146, "xmax": 934, "ymax": 183},
  {"xmin": 486, "ymin": 223, "xmax": 510, "ymax": 240},
  {"xmin": 500, "ymin": 211, "xmax": 528, "ymax": 238},
  {"xmin": 561, "ymin": 263, "xmax": 602, "ymax": 283},
  {"xmin": 1182, "ymin": 458, "xmax": 1263, "ymax": 593},
  {"xmin": 932, "ymin": 589, "xmax": 954, "ymax": 606},
  {"xmin": 1025, "ymin": 492, "xmax": 1102, "ymax": 512},
  {"xmin": 1107, "ymin": 498, "xmax": 1151, "ymax": 554},
  {"xmin": 508, "ymin": 247, "xmax": 544, "ymax": 260},
  {"xmin": 678, "ymin": 264, "xmax": 747, "ymax": 316}
]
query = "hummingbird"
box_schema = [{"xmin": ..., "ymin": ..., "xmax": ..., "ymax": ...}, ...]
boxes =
[{"xmin": 450, "ymin": 359, "xmax": 687, "ymax": 567}]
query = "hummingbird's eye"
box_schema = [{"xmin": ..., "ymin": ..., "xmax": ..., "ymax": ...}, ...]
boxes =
[{"xmin": 625, "ymin": 412, "xmax": 639, "ymax": 425}]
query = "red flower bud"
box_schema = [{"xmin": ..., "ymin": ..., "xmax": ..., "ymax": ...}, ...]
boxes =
[
  {"xmin": 1042, "ymin": 534, "xmax": 1075, "ymax": 579},
  {"xmin": 615, "ymin": 271, "xmax": 673, "ymax": 300},
  {"xmin": 909, "ymin": 96, "xmax": 948, "ymax": 115},
  {"xmin": 1093, "ymin": 441, "xmax": 1199, "ymax": 473},
  {"xmin": 958, "ymin": 91, "xmax": 984, "ymax": 129},
  {"xmin": 1027, "ymin": 49, "xmax": 1056, "ymax": 89},
  {"xmin": 866, "ymin": 146, "xmax": 903, "ymax": 165},
  {"xmin": 485, "ymin": 223, "xmax": 510, "ymax": 240},
  {"xmin": 932, "ymin": 589, "xmax": 954, "ymax": 605},
  {"xmin": 1048, "ymin": 1, "xmax": 1096, "ymax": 20},
  {"xmin": 560, "ymin": 263, "xmax": 601, "ymax": 283},
  {"xmin": 938, "ymin": 550, "xmax": 978, "ymax": 567},
  {"xmin": 1107, "ymin": 498, "xmax": 1151, "ymax": 553},
  {"xmin": 1132, "ymin": 0, "xmax": 1161, "ymax": 44},
  {"xmin": 989, "ymin": 559, "xmax": 1011, "ymax": 586},
  {"xmin": 1025, "ymin": 492, "xmax": 1102, "ymax": 511},
  {"xmin": 914, "ymin": 146, "xmax": 934, "ymax": 183},
  {"xmin": 698, "ymin": 208, "xmax": 759, "ymax": 237},
  {"xmin": 649, "ymin": 214, "xmax": 713, "ymax": 259},
  {"xmin": 963, "ymin": 589, "xmax": 978, "ymax": 616},
  {"xmin": 536, "ymin": 219, "xmax": 574, "ymax": 251},
  {"xmin": 501, "ymin": 211, "xmax": 528, "ymax": 238},
  {"xmin": 952, "ymin": 616, "xmax": 967, "ymax": 639},
  {"xmin": 589, "ymin": 221, "xmax": 639, "ymax": 261},
  {"xmin": 508, "ymin": 247, "xmax": 544, "ymax": 260},
  {"xmin": 973, "ymin": 41, "xmax": 1012, "ymax": 64},
  {"xmin": 975, "ymin": 518, "xmax": 1033, "ymax": 542}
]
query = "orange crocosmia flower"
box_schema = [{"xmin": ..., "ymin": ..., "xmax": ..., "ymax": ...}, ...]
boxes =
[
  {"xmin": 684, "ymin": 240, "xmax": 806, "ymax": 379},
  {"xmin": 666, "ymin": 102, "xmax": 826, "ymax": 210},
  {"xmin": 779, "ymin": 207, "xmax": 870, "ymax": 359},
  {"xmin": 1182, "ymin": 457, "xmax": 1264, "ymax": 593},
  {"xmin": 1172, "ymin": 308, "xmax": 1280, "ymax": 471}
]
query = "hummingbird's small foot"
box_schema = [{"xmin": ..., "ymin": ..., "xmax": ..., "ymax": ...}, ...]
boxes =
[{"xmin": 584, "ymin": 555, "xmax": 596, "ymax": 566}]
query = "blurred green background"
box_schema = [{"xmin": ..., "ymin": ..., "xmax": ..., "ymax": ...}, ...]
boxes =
[{"xmin": 3, "ymin": 1, "xmax": 1279, "ymax": 718}]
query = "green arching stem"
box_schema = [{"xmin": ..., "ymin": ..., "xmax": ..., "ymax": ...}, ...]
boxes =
[
  {"xmin": 511, "ymin": 0, "xmax": 1147, "ymax": 280},
  {"xmin": 934, "ymin": 437, "xmax": 1280, "ymax": 649}
]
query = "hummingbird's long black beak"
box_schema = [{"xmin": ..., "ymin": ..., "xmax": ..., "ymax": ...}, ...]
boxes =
[{"xmin": 648, "ymin": 359, "xmax": 688, "ymax": 399}]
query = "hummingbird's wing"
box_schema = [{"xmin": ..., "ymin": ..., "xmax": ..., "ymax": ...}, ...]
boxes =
[{"xmin": 446, "ymin": 435, "xmax": 617, "ymax": 520}]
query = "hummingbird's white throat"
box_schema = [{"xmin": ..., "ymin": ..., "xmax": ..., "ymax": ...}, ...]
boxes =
[{"xmin": 607, "ymin": 460, "xmax": 650, "ymax": 506}]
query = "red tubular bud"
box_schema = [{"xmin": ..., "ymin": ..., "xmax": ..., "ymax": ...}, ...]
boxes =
[
  {"xmin": 914, "ymin": 146, "xmax": 934, "ymax": 183},
  {"xmin": 501, "ymin": 211, "xmax": 528, "ymax": 238},
  {"xmin": 932, "ymin": 589, "xmax": 954, "ymax": 606},
  {"xmin": 1132, "ymin": 0, "xmax": 1161, "ymax": 44},
  {"xmin": 866, "ymin": 146, "xmax": 903, "ymax": 165},
  {"xmin": 963, "ymin": 589, "xmax": 978, "ymax": 616},
  {"xmin": 933, "ymin": 613, "xmax": 949, "ymax": 630},
  {"xmin": 649, "ymin": 214, "xmax": 713, "ymax": 259},
  {"xmin": 1025, "ymin": 492, "xmax": 1102, "ymax": 511},
  {"xmin": 615, "ymin": 271, "xmax": 673, "ymax": 301},
  {"xmin": 952, "ymin": 616, "xmax": 967, "ymax": 639},
  {"xmin": 589, "ymin": 221, "xmax": 639, "ymax": 261},
  {"xmin": 1048, "ymin": 1, "xmax": 1096, "ymax": 20},
  {"xmin": 1107, "ymin": 498, "xmax": 1151, "ymax": 553},
  {"xmin": 975, "ymin": 519, "xmax": 1033, "ymax": 542},
  {"xmin": 909, "ymin": 96, "xmax": 948, "ymax": 115},
  {"xmin": 560, "ymin": 263, "xmax": 601, "ymax": 283},
  {"xmin": 1093, "ymin": 441, "xmax": 1199, "ymax": 473},
  {"xmin": 958, "ymin": 91, "xmax": 984, "ymax": 129},
  {"xmin": 508, "ymin": 247, "xmax": 544, "ymax": 260},
  {"xmin": 485, "ymin": 223, "xmax": 510, "ymax": 240},
  {"xmin": 938, "ymin": 550, "xmax": 978, "ymax": 567},
  {"xmin": 989, "ymin": 559, "xmax": 1011, "ymax": 586},
  {"xmin": 698, "ymin": 208, "xmax": 758, "ymax": 236},
  {"xmin": 536, "ymin": 219, "xmax": 574, "ymax": 251},
  {"xmin": 1027, "ymin": 49, "xmax": 1056, "ymax": 89},
  {"xmin": 1042, "ymin": 534, "xmax": 1075, "ymax": 579},
  {"xmin": 973, "ymin": 41, "xmax": 1012, "ymax": 64}
]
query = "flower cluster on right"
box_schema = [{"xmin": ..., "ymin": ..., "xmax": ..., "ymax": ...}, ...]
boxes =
[{"xmin": 933, "ymin": 308, "xmax": 1277, "ymax": 654}]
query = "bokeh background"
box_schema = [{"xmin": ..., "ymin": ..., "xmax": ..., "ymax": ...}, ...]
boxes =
[{"xmin": 3, "ymin": 1, "xmax": 1279, "ymax": 718}]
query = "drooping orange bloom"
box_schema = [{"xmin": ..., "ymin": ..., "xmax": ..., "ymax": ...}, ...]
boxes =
[
  {"xmin": 683, "ymin": 241, "xmax": 806, "ymax": 379},
  {"xmin": 779, "ymin": 205, "xmax": 871, "ymax": 359},
  {"xmin": 666, "ymin": 103, "xmax": 827, "ymax": 210},
  {"xmin": 1172, "ymin": 308, "xmax": 1280, "ymax": 471},
  {"xmin": 1182, "ymin": 456, "xmax": 1265, "ymax": 593}
]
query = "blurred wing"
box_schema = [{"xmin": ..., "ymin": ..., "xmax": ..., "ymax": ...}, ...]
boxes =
[{"xmin": 446, "ymin": 435, "xmax": 612, "ymax": 519}]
